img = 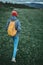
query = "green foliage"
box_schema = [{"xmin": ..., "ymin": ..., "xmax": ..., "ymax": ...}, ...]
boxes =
[{"xmin": 0, "ymin": 7, "xmax": 43, "ymax": 65}]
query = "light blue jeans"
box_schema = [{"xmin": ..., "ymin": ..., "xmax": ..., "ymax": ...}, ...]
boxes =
[{"xmin": 12, "ymin": 35, "xmax": 19, "ymax": 58}]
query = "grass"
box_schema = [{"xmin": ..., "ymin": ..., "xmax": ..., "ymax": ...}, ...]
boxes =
[{"xmin": 0, "ymin": 6, "xmax": 43, "ymax": 65}]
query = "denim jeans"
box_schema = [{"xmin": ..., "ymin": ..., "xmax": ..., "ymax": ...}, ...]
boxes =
[{"xmin": 12, "ymin": 35, "xmax": 19, "ymax": 58}]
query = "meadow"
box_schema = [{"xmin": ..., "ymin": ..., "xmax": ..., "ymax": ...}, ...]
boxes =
[{"xmin": 0, "ymin": 6, "xmax": 43, "ymax": 65}]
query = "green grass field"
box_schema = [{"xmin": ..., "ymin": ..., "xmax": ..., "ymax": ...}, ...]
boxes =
[{"xmin": 0, "ymin": 7, "xmax": 43, "ymax": 65}]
